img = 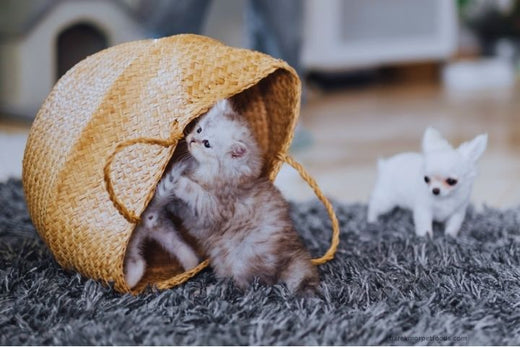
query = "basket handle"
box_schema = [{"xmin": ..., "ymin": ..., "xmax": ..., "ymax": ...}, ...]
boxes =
[
  {"xmin": 276, "ymin": 154, "xmax": 340, "ymax": 265},
  {"xmin": 104, "ymin": 121, "xmax": 184, "ymax": 224}
]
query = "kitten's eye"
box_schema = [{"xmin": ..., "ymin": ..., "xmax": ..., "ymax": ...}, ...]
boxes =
[
  {"xmin": 203, "ymin": 140, "xmax": 211, "ymax": 148},
  {"xmin": 424, "ymin": 176, "xmax": 430, "ymax": 184},
  {"xmin": 446, "ymin": 178, "xmax": 458, "ymax": 186},
  {"xmin": 197, "ymin": 127, "xmax": 202, "ymax": 134}
]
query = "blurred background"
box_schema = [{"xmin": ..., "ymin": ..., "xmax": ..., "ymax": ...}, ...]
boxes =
[{"xmin": 0, "ymin": 0, "xmax": 519, "ymax": 207}]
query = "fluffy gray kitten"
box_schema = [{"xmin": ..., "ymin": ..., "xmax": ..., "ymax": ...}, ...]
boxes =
[{"xmin": 164, "ymin": 99, "xmax": 319, "ymax": 294}]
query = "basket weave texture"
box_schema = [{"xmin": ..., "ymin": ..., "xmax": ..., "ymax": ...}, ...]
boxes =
[{"xmin": 22, "ymin": 34, "xmax": 338, "ymax": 294}]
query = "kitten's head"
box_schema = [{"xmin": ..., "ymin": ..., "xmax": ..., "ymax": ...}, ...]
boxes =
[
  {"xmin": 421, "ymin": 127, "xmax": 487, "ymax": 198},
  {"xmin": 185, "ymin": 99, "xmax": 262, "ymax": 184}
]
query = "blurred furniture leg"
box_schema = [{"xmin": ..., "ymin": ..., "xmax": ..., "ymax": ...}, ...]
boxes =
[
  {"xmin": 136, "ymin": 0, "xmax": 212, "ymax": 36},
  {"xmin": 246, "ymin": 0, "xmax": 311, "ymax": 150}
]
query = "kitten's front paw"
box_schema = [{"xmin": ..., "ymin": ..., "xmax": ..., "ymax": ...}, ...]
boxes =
[
  {"xmin": 142, "ymin": 211, "xmax": 159, "ymax": 229},
  {"xmin": 168, "ymin": 162, "xmax": 188, "ymax": 181},
  {"xmin": 180, "ymin": 252, "xmax": 199, "ymax": 271},
  {"xmin": 157, "ymin": 170, "xmax": 181, "ymax": 198},
  {"xmin": 125, "ymin": 257, "xmax": 146, "ymax": 289},
  {"xmin": 173, "ymin": 160, "xmax": 190, "ymax": 174},
  {"xmin": 175, "ymin": 243, "xmax": 199, "ymax": 271}
]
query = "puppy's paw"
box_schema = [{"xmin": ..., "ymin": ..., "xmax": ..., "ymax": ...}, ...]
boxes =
[
  {"xmin": 366, "ymin": 204, "xmax": 379, "ymax": 223},
  {"xmin": 415, "ymin": 227, "xmax": 432, "ymax": 238},
  {"xmin": 367, "ymin": 213, "xmax": 378, "ymax": 224},
  {"xmin": 444, "ymin": 228, "xmax": 459, "ymax": 238}
]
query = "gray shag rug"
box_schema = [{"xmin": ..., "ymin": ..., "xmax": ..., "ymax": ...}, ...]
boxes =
[{"xmin": 1, "ymin": 179, "xmax": 520, "ymax": 345}]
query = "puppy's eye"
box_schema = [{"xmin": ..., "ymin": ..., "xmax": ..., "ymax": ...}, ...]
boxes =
[
  {"xmin": 424, "ymin": 176, "xmax": 430, "ymax": 184},
  {"xmin": 203, "ymin": 140, "xmax": 211, "ymax": 148},
  {"xmin": 446, "ymin": 178, "xmax": 458, "ymax": 186},
  {"xmin": 197, "ymin": 127, "xmax": 202, "ymax": 134}
]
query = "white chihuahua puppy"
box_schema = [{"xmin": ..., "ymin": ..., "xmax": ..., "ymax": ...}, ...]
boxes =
[{"xmin": 368, "ymin": 127, "xmax": 487, "ymax": 237}]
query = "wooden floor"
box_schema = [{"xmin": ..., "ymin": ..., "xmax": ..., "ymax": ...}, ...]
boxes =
[
  {"xmin": 275, "ymin": 81, "xmax": 520, "ymax": 208},
  {"xmin": 1, "ymin": 80, "xmax": 519, "ymax": 208}
]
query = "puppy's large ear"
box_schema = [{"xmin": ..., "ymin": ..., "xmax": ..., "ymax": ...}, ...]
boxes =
[
  {"xmin": 422, "ymin": 127, "xmax": 453, "ymax": 153},
  {"xmin": 458, "ymin": 134, "xmax": 488, "ymax": 163}
]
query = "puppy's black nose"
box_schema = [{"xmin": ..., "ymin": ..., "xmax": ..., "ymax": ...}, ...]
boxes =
[{"xmin": 432, "ymin": 188, "xmax": 440, "ymax": 195}]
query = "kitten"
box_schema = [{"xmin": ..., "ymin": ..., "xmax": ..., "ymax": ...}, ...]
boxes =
[
  {"xmin": 124, "ymin": 147, "xmax": 199, "ymax": 289},
  {"xmin": 165, "ymin": 99, "xmax": 319, "ymax": 294}
]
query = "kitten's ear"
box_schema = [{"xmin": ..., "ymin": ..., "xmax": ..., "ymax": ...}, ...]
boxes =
[
  {"xmin": 230, "ymin": 142, "xmax": 247, "ymax": 159},
  {"xmin": 215, "ymin": 98, "xmax": 233, "ymax": 113},
  {"xmin": 458, "ymin": 133, "xmax": 488, "ymax": 163},
  {"xmin": 422, "ymin": 127, "xmax": 453, "ymax": 153}
]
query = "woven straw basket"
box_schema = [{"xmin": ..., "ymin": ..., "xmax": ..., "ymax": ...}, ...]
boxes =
[{"xmin": 22, "ymin": 34, "xmax": 339, "ymax": 294}]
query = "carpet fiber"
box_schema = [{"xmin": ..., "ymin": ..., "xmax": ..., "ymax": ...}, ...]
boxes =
[{"xmin": 1, "ymin": 179, "xmax": 520, "ymax": 345}]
